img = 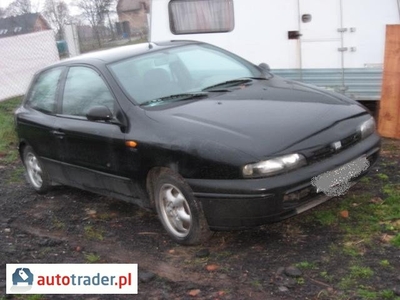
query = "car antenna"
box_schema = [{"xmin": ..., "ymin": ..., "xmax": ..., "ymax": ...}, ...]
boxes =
[{"xmin": 148, "ymin": 42, "xmax": 153, "ymax": 49}]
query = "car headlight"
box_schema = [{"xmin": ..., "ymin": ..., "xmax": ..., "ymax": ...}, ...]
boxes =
[
  {"xmin": 360, "ymin": 117, "xmax": 376, "ymax": 139},
  {"xmin": 243, "ymin": 153, "xmax": 306, "ymax": 177}
]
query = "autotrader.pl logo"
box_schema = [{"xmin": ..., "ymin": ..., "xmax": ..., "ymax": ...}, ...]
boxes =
[
  {"xmin": 11, "ymin": 268, "xmax": 34, "ymax": 292},
  {"xmin": 6, "ymin": 264, "xmax": 138, "ymax": 294}
]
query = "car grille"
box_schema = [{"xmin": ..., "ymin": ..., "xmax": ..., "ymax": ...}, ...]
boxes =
[{"xmin": 309, "ymin": 132, "xmax": 362, "ymax": 163}]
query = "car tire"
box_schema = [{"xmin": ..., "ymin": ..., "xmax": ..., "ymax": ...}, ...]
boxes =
[
  {"xmin": 154, "ymin": 170, "xmax": 211, "ymax": 245},
  {"xmin": 22, "ymin": 146, "xmax": 50, "ymax": 194}
]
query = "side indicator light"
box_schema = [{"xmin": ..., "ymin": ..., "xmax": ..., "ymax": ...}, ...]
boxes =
[{"xmin": 125, "ymin": 141, "xmax": 138, "ymax": 148}]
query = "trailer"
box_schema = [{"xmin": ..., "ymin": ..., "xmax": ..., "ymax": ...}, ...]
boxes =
[{"xmin": 150, "ymin": 0, "xmax": 400, "ymax": 100}]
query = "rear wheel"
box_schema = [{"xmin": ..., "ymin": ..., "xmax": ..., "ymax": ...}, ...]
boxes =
[
  {"xmin": 154, "ymin": 170, "xmax": 211, "ymax": 245},
  {"xmin": 22, "ymin": 146, "xmax": 50, "ymax": 194}
]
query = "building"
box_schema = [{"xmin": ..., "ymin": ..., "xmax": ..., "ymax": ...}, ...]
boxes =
[
  {"xmin": 0, "ymin": 13, "xmax": 51, "ymax": 38},
  {"xmin": 117, "ymin": 0, "xmax": 150, "ymax": 37}
]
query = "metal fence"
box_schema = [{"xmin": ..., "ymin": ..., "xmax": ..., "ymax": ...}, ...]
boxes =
[
  {"xmin": 76, "ymin": 24, "xmax": 148, "ymax": 54},
  {"xmin": 0, "ymin": 30, "xmax": 59, "ymax": 101},
  {"xmin": 0, "ymin": 23, "xmax": 149, "ymax": 102}
]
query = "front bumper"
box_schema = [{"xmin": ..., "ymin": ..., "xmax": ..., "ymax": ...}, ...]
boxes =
[{"xmin": 186, "ymin": 134, "xmax": 380, "ymax": 230}]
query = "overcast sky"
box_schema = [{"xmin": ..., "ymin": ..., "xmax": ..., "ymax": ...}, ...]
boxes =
[
  {"xmin": 0, "ymin": 0, "xmax": 81, "ymax": 15},
  {"xmin": 1, "ymin": 0, "xmax": 44, "ymax": 9}
]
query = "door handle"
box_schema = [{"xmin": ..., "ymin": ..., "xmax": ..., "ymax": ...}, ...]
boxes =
[
  {"xmin": 51, "ymin": 130, "xmax": 65, "ymax": 139},
  {"xmin": 288, "ymin": 31, "xmax": 302, "ymax": 40}
]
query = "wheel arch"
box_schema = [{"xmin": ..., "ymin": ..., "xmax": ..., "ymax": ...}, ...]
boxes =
[
  {"xmin": 146, "ymin": 165, "xmax": 212, "ymax": 245},
  {"xmin": 18, "ymin": 140, "xmax": 29, "ymax": 162},
  {"xmin": 145, "ymin": 166, "xmax": 185, "ymax": 209}
]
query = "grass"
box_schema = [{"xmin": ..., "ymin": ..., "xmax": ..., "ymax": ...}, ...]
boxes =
[
  {"xmin": 84, "ymin": 225, "xmax": 104, "ymax": 241},
  {"xmin": 391, "ymin": 234, "xmax": 400, "ymax": 247},
  {"xmin": 97, "ymin": 212, "xmax": 114, "ymax": 220},
  {"xmin": 338, "ymin": 265, "xmax": 374, "ymax": 290},
  {"xmin": 342, "ymin": 242, "xmax": 364, "ymax": 257},
  {"xmin": 308, "ymin": 173, "xmax": 400, "ymax": 295},
  {"xmin": 250, "ymin": 279, "xmax": 262, "ymax": 289},
  {"xmin": 356, "ymin": 289, "xmax": 397, "ymax": 300},
  {"xmin": 329, "ymin": 185, "xmax": 400, "ymax": 241},
  {"xmin": 359, "ymin": 177, "xmax": 371, "ymax": 184},
  {"xmin": 379, "ymin": 290, "xmax": 396, "ymax": 299},
  {"xmin": 295, "ymin": 261, "xmax": 317, "ymax": 270},
  {"xmin": 0, "ymin": 97, "xmax": 22, "ymax": 164},
  {"xmin": 7, "ymin": 165, "xmax": 25, "ymax": 184},
  {"xmin": 52, "ymin": 216, "xmax": 66, "ymax": 230},
  {"xmin": 357, "ymin": 289, "xmax": 378, "ymax": 300},
  {"xmin": 214, "ymin": 250, "xmax": 232, "ymax": 259},
  {"xmin": 309, "ymin": 177, "xmax": 400, "ymax": 245},
  {"xmin": 85, "ymin": 252, "xmax": 101, "ymax": 263},
  {"xmin": 380, "ymin": 259, "xmax": 391, "ymax": 268},
  {"xmin": 313, "ymin": 210, "xmax": 337, "ymax": 226},
  {"xmin": 319, "ymin": 271, "xmax": 334, "ymax": 283},
  {"xmin": 14, "ymin": 295, "xmax": 44, "ymax": 300},
  {"xmin": 349, "ymin": 266, "xmax": 373, "ymax": 279},
  {"xmin": 376, "ymin": 173, "xmax": 389, "ymax": 181}
]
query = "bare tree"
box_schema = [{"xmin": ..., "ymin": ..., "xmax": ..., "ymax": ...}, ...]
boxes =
[
  {"xmin": 43, "ymin": 0, "xmax": 70, "ymax": 39},
  {"xmin": 6, "ymin": 0, "xmax": 34, "ymax": 16},
  {"xmin": 76, "ymin": 0, "xmax": 114, "ymax": 46}
]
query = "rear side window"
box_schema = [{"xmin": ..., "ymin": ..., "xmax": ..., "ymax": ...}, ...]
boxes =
[
  {"xmin": 27, "ymin": 67, "xmax": 64, "ymax": 113},
  {"xmin": 169, "ymin": 0, "xmax": 234, "ymax": 34},
  {"xmin": 62, "ymin": 67, "xmax": 115, "ymax": 117}
]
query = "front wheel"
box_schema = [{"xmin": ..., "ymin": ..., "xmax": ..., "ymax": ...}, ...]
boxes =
[
  {"xmin": 22, "ymin": 146, "xmax": 50, "ymax": 194},
  {"xmin": 154, "ymin": 170, "xmax": 211, "ymax": 245}
]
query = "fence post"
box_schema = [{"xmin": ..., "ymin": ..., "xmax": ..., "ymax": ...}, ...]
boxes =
[{"xmin": 64, "ymin": 25, "xmax": 81, "ymax": 57}]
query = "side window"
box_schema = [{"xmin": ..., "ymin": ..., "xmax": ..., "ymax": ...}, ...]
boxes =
[
  {"xmin": 169, "ymin": 0, "xmax": 234, "ymax": 34},
  {"xmin": 62, "ymin": 67, "xmax": 115, "ymax": 117},
  {"xmin": 27, "ymin": 67, "xmax": 64, "ymax": 113}
]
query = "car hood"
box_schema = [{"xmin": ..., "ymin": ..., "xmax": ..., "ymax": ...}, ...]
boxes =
[{"xmin": 144, "ymin": 78, "xmax": 368, "ymax": 160}]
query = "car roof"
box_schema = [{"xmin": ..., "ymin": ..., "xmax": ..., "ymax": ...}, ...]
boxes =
[{"xmin": 52, "ymin": 40, "xmax": 201, "ymax": 67}]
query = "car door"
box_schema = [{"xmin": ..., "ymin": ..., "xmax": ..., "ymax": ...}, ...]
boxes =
[
  {"xmin": 16, "ymin": 66, "xmax": 67, "ymax": 184},
  {"xmin": 55, "ymin": 65, "xmax": 140, "ymax": 202}
]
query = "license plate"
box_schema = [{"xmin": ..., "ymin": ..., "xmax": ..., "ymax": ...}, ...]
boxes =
[{"xmin": 311, "ymin": 156, "xmax": 370, "ymax": 197}]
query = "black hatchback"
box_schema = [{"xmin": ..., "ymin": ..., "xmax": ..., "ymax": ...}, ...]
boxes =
[{"xmin": 15, "ymin": 40, "xmax": 380, "ymax": 245}]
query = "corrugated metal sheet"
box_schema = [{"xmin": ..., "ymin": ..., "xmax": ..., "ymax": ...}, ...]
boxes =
[{"xmin": 272, "ymin": 68, "xmax": 383, "ymax": 101}]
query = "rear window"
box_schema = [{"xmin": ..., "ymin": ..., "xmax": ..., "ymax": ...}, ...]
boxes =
[
  {"xmin": 169, "ymin": 0, "xmax": 234, "ymax": 34},
  {"xmin": 26, "ymin": 67, "xmax": 64, "ymax": 114}
]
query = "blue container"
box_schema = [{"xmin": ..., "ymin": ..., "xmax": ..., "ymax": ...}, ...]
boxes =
[{"xmin": 56, "ymin": 40, "xmax": 69, "ymax": 55}]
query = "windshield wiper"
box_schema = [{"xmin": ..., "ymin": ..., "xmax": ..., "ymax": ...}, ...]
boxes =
[
  {"xmin": 140, "ymin": 92, "xmax": 208, "ymax": 107},
  {"xmin": 202, "ymin": 77, "xmax": 267, "ymax": 92}
]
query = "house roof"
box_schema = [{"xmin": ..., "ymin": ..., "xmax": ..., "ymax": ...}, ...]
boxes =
[
  {"xmin": 117, "ymin": 0, "xmax": 150, "ymax": 13},
  {"xmin": 0, "ymin": 13, "xmax": 50, "ymax": 38}
]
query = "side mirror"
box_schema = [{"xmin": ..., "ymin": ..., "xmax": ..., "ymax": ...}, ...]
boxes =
[
  {"xmin": 259, "ymin": 63, "xmax": 271, "ymax": 73},
  {"xmin": 86, "ymin": 105, "xmax": 113, "ymax": 122}
]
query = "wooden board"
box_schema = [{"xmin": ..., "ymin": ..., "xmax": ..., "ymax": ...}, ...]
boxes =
[{"xmin": 378, "ymin": 25, "xmax": 400, "ymax": 139}]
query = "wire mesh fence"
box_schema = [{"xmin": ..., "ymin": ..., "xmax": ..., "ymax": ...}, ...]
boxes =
[
  {"xmin": 0, "ymin": 21, "xmax": 149, "ymax": 101},
  {"xmin": 0, "ymin": 30, "xmax": 59, "ymax": 101}
]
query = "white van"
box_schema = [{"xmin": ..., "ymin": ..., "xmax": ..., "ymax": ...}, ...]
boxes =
[{"xmin": 150, "ymin": 0, "xmax": 400, "ymax": 100}]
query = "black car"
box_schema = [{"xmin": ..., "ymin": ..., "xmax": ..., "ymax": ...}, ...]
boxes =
[{"xmin": 15, "ymin": 40, "xmax": 380, "ymax": 245}]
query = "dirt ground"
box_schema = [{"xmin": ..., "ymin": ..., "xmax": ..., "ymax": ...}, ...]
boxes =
[{"xmin": 0, "ymin": 138, "xmax": 399, "ymax": 300}]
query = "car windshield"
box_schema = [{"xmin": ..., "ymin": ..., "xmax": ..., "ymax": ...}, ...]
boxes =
[{"xmin": 109, "ymin": 44, "xmax": 264, "ymax": 105}]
